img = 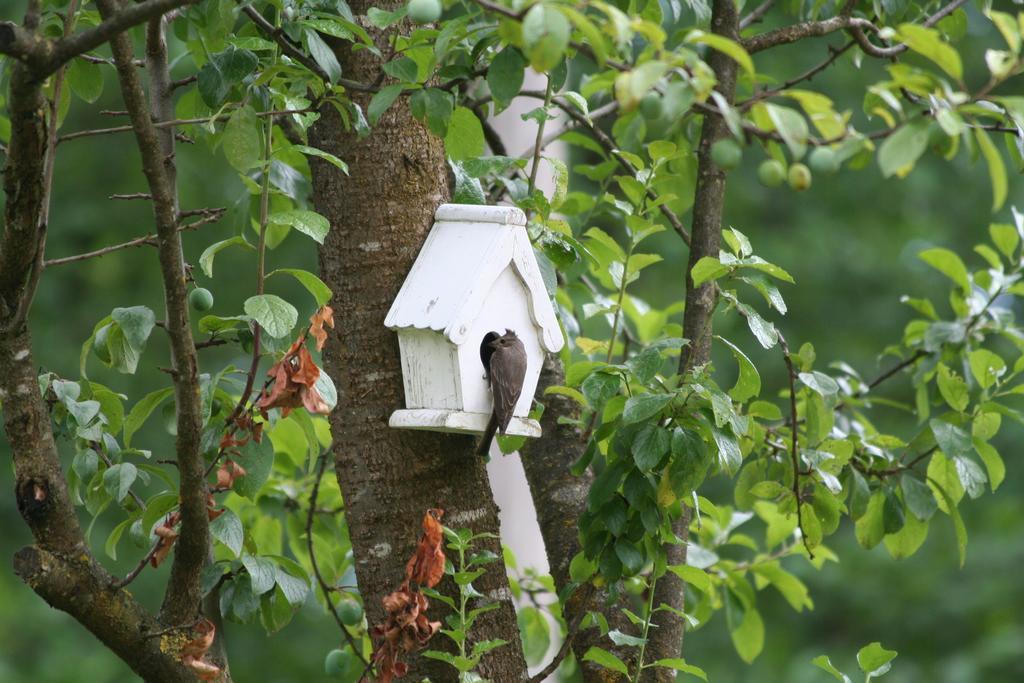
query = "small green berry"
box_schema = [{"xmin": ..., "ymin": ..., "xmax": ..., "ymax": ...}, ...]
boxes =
[
  {"xmin": 788, "ymin": 163, "xmax": 812, "ymax": 191},
  {"xmin": 758, "ymin": 159, "xmax": 786, "ymax": 187},
  {"xmin": 808, "ymin": 147, "xmax": 839, "ymax": 175},
  {"xmin": 189, "ymin": 287, "xmax": 214, "ymax": 312},
  {"xmin": 710, "ymin": 138, "xmax": 742, "ymax": 171},
  {"xmin": 407, "ymin": 0, "xmax": 442, "ymax": 24}
]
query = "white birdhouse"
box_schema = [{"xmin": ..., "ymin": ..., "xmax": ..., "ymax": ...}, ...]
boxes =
[{"xmin": 384, "ymin": 203, "xmax": 564, "ymax": 437}]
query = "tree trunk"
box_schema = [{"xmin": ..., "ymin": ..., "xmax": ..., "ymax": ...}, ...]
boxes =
[
  {"xmin": 309, "ymin": 6, "xmax": 528, "ymax": 680},
  {"xmin": 644, "ymin": 0, "xmax": 740, "ymax": 678},
  {"xmin": 521, "ymin": 355, "xmax": 634, "ymax": 681}
]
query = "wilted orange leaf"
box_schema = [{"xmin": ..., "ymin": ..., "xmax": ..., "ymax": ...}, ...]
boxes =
[
  {"xmin": 405, "ymin": 508, "xmax": 445, "ymax": 588},
  {"xmin": 181, "ymin": 619, "xmax": 221, "ymax": 681},
  {"xmin": 310, "ymin": 305, "xmax": 335, "ymax": 352},
  {"xmin": 256, "ymin": 339, "xmax": 331, "ymax": 416}
]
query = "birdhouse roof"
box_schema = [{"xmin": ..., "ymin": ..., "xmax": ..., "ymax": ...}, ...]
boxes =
[{"xmin": 385, "ymin": 204, "xmax": 564, "ymax": 353}]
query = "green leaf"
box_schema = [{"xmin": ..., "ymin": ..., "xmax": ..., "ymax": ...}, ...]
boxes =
[
  {"xmin": 929, "ymin": 419, "xmax": 972, "ymax": 459},
  {"xmin": 488, "ymin": 47, "xmax": 527, "ymax": 112},
  {"xmin": 521, "ymin": 4, "xmax": 570, "ymax": 73},
  {"xmin": 518, "ymin": 606, "xmax": 551, "ymax": 666},
  {"xmin": 855, "ymin": 491, "xmax": 886, "ymax": 549},
  {"xmin": 989, "ymin": 223, "xmax": 1019, "ymax": 260},
  {"xmin": 444, "ymin": 106, "xmax": 485, "ymax": 161},
  {"xmin": 686, "ymin": 30, "xmax": 754, "ymax": 75},
  {"xmin": 67, "ymin": 58, "xmax": 103, "ymax": 103},
  {"xmin": 711, "ymin": 425, "xmax": 742, "ymax": 475},
  {"xmin": 367, "ymin": 84, "xmax": 403, "ymax": 126},
  {"xmin": 233, "ymin": 436, "xmax": 276, "ymax": 500},
  {"xmin": 449, "ymin": 160, "xmax": 486, "ymax": 205},
  {"xmin": 799, "ymin": 371, "xmax": 839, "ymax": 397},
  {"xmin": 268, "ymin": 209, "xmax": 330, "ymax": 244},
  {"xmin": 811, "ymin": 655, "xmax": 851, "ymax": 683},
  {"xmin": 223, "ymin": 105, "xmax": 261, "ymax": 172},
  {"xmin": 653, "ymin": 659, "xmax": 708, "ymax": 680},
  {"xmin": 103, "ymin": 462, "xmax": 137, "ymax": 503},
  {"xmin": 930, "ymin": 478, "xmax": 967, "ymax": 567},
  {"xmin": 614, "ymin": 538, "xmax": 644, "ymax": 574},
  {"xmin": 123, "ymin": 387, "xmax": 174, "ymax": 447},
  {"xmin": 291, "ymin": 145, "xmax": 348, "ymax": 173},
  {"xmin": 667, "ymin": 564, "xmax": 712, "ymax": 593},
  {"xmin": 244, "ymin": 294, "xmax": 298, "ymax": 339},
  {"xmin": 901, "ymin": 474, "xmax": 937, "ymax": 520},
  {"xmin": 266, "ymin": 269, "xmax": 332, "ymax": 307},
  {"xmin": 897, "ymin": 23, "xmax": 962, "ymax": 80},
  {"xmin": 691, "ymin": 256, "xmax": 729, "ymax": 286},
  {"xmin": 608, "ymin": 629, "xmax": 646, "ymax": 647},
  {"xmin": 632, "ymin": 424, "xmax": 670, "ymax": 470},
  {"xmin": 878, "ymin": 120, "xmax": 930, "ymax": 178},
  {"xmin": 883, "ymin": 507, "xmax": 928, "ymax": 559},
  {"xmin": 197, "ymin": 46, "xmax": 258, "ymax": 107},
  {"xmin": 621, "ymin": 393, "xmax": 673, "ymax": 424},
  {"xmin": 973, "ymin": 438, "xmax": 1005, "ymax": 491},
  {"xmin": 582, "ymin": 647, "xmax": 629, "ymax": 675},
  {"xmin": 968, "ymin": 348, "xmax": 1005, "ymax": 389},
  {"xmin": 304, "ymin": 28, "xmax": 341, "ymax": 82},
  {"xmin": 765, "ymin": 104, "xmax": 808, "ymax": 160},
  {"xmin": 975, "ymin": 127, "xmax": 1007, "ymax": 212},
  {"xmin": 242, "ymin": 555, "xmax": 278, "ymax": 596},
  {"xmin": 857, "ymin": 641, "xmax": 898, "ymax": 678},
  {"xmin": 936, "ymin": 364, "xmax": 969, "ymax": 412},
  {"xmin": 919, "ymin": 248, "xmax": 970, "ymax": 293},
  {"xmin": 105, "ymin": 517, "xmax": 132, "ymax": 561},
  {"xmin": 210, "ymin": 508, "xmax": 244, "ymax": 557},
  {"xmin": 730, "ymin": 606, "xmax": 764, "ymax": 663},
  {"xmin": 274, "ymin": 560, "xmax": 311, "ymax": 606},
  {"xmin": 199, "ymin": 236, "xmax": 254, "ymax": 278}
]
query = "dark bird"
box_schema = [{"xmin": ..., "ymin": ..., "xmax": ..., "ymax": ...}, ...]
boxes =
[{"xmin": 476, "ymin": 330, "xmax": 527, "ymax": 457}]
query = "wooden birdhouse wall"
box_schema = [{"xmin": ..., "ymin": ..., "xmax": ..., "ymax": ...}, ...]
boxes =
[
  {"xmin": 459, "ymin": 265, "xmax": 543, "ymax": 416},
  {"xmin": 397, "ymin": 328, "xmax": 461, "ymax": 409}
]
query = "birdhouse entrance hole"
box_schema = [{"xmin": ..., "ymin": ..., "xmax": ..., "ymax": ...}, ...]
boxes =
[{"xmin": 480, "ymin": 331, "xmax": 501, "ymax": 375}]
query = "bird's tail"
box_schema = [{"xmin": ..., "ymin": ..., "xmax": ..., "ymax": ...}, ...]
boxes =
[{"xmin": 475, "ymin": 413, "xmax": 498, "ymax": 457}]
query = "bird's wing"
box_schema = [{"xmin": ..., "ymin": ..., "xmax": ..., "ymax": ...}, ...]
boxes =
[{"xmin": 491, "ymin": 344, "xmax": 528, "ymax": 434}]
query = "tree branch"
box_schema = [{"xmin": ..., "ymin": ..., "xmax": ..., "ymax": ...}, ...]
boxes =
[
  {"xmin": 777, "ymin": 332, "xmax": 814, "ymax": 558},
  {"xmin": 42, "ymin": 211, "xmax": 221, "ymax": 268},
  {"xmin": 307, "ymin": 452, "xmax": 369, "ymax": 666},
  {"xmin": 44, "ymin": 0, "xmax": 201, "ymax": 75},
  {"xmin": 95, "ymin": 0, "xmax": 208, "ymax": 628}
]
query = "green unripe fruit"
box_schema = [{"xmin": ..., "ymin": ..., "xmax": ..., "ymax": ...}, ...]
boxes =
[
  {"xmin": 189, "ymin": 287, "xmax": 214, "ymax": 312},
  {"xmin": 639, "ymin": 92, "xmax": 663, "ymax": 120},
  {"xmin": 808, "ymin": 147, "xmax": 839, "ymax": 175},
  {"xmin": 93, "ymin": 324, "xmax": 112, "ymax": 364},
  {"xmin": 337, "ymin": 599, "xmax": 364, "ymax": 626},
  {"xmin": 407, "ymin": 0, "xmax": 442, "ymax": 24},
  {"xmin": 710, "ymin": 138, "xmax": 742, "ymax": 171},
  {"xmin": 757, "ymin": 159, "xmax": 786, "ymax": 187},
  {"xmin": 788, "ymin": 163, "xmax": 812, "ymax": 191}
]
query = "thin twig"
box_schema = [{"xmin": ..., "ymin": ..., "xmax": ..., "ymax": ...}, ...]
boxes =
[
  {"xmin": 307, "ymin": 452, "xmax": 369, "ymax": 666},
  {"xmin": 42, "ymin": 213, "xmax": 221, "ymax": 268},
  {"xmin": 527, "ymin": 583, "xmax": 596, "ymax": 683},
  {"xmin": 57, "ymin": 108, "xmax": 314, "ymax": 144},
  {"xmin": 739, "ymin": 0, "xmax": 774, "ymax": 30},
  {"xmin": 777, "ymin": 332, "xmax": 814, "ymax": 559},
  {"xmin": 739, "ymin": 40, "xmax": 855, "ymax": 111},
  {"xmin": 115, "ymin": 539, "xmax": 163, "ymax": 588}
]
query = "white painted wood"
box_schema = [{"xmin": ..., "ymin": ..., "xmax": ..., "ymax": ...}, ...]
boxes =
[
  {"xmin": 390, "ymin": 409, "xmax": 541, "ymax": 437},
  {"xmin": 397, "ymin": 329, "xmax": 461, "ymax": 409},
  {"xmin": 386, "ymin": 203, "xmax": 564, "ymax": 436},
  {"xmin": 459, "ymin": 266, "xmax": 542, "ymax": 416}
]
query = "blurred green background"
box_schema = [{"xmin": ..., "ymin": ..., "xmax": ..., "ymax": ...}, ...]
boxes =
[{"xmin": 1, "ymin": 1, "xmax": 1022, "ymax": 681}]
